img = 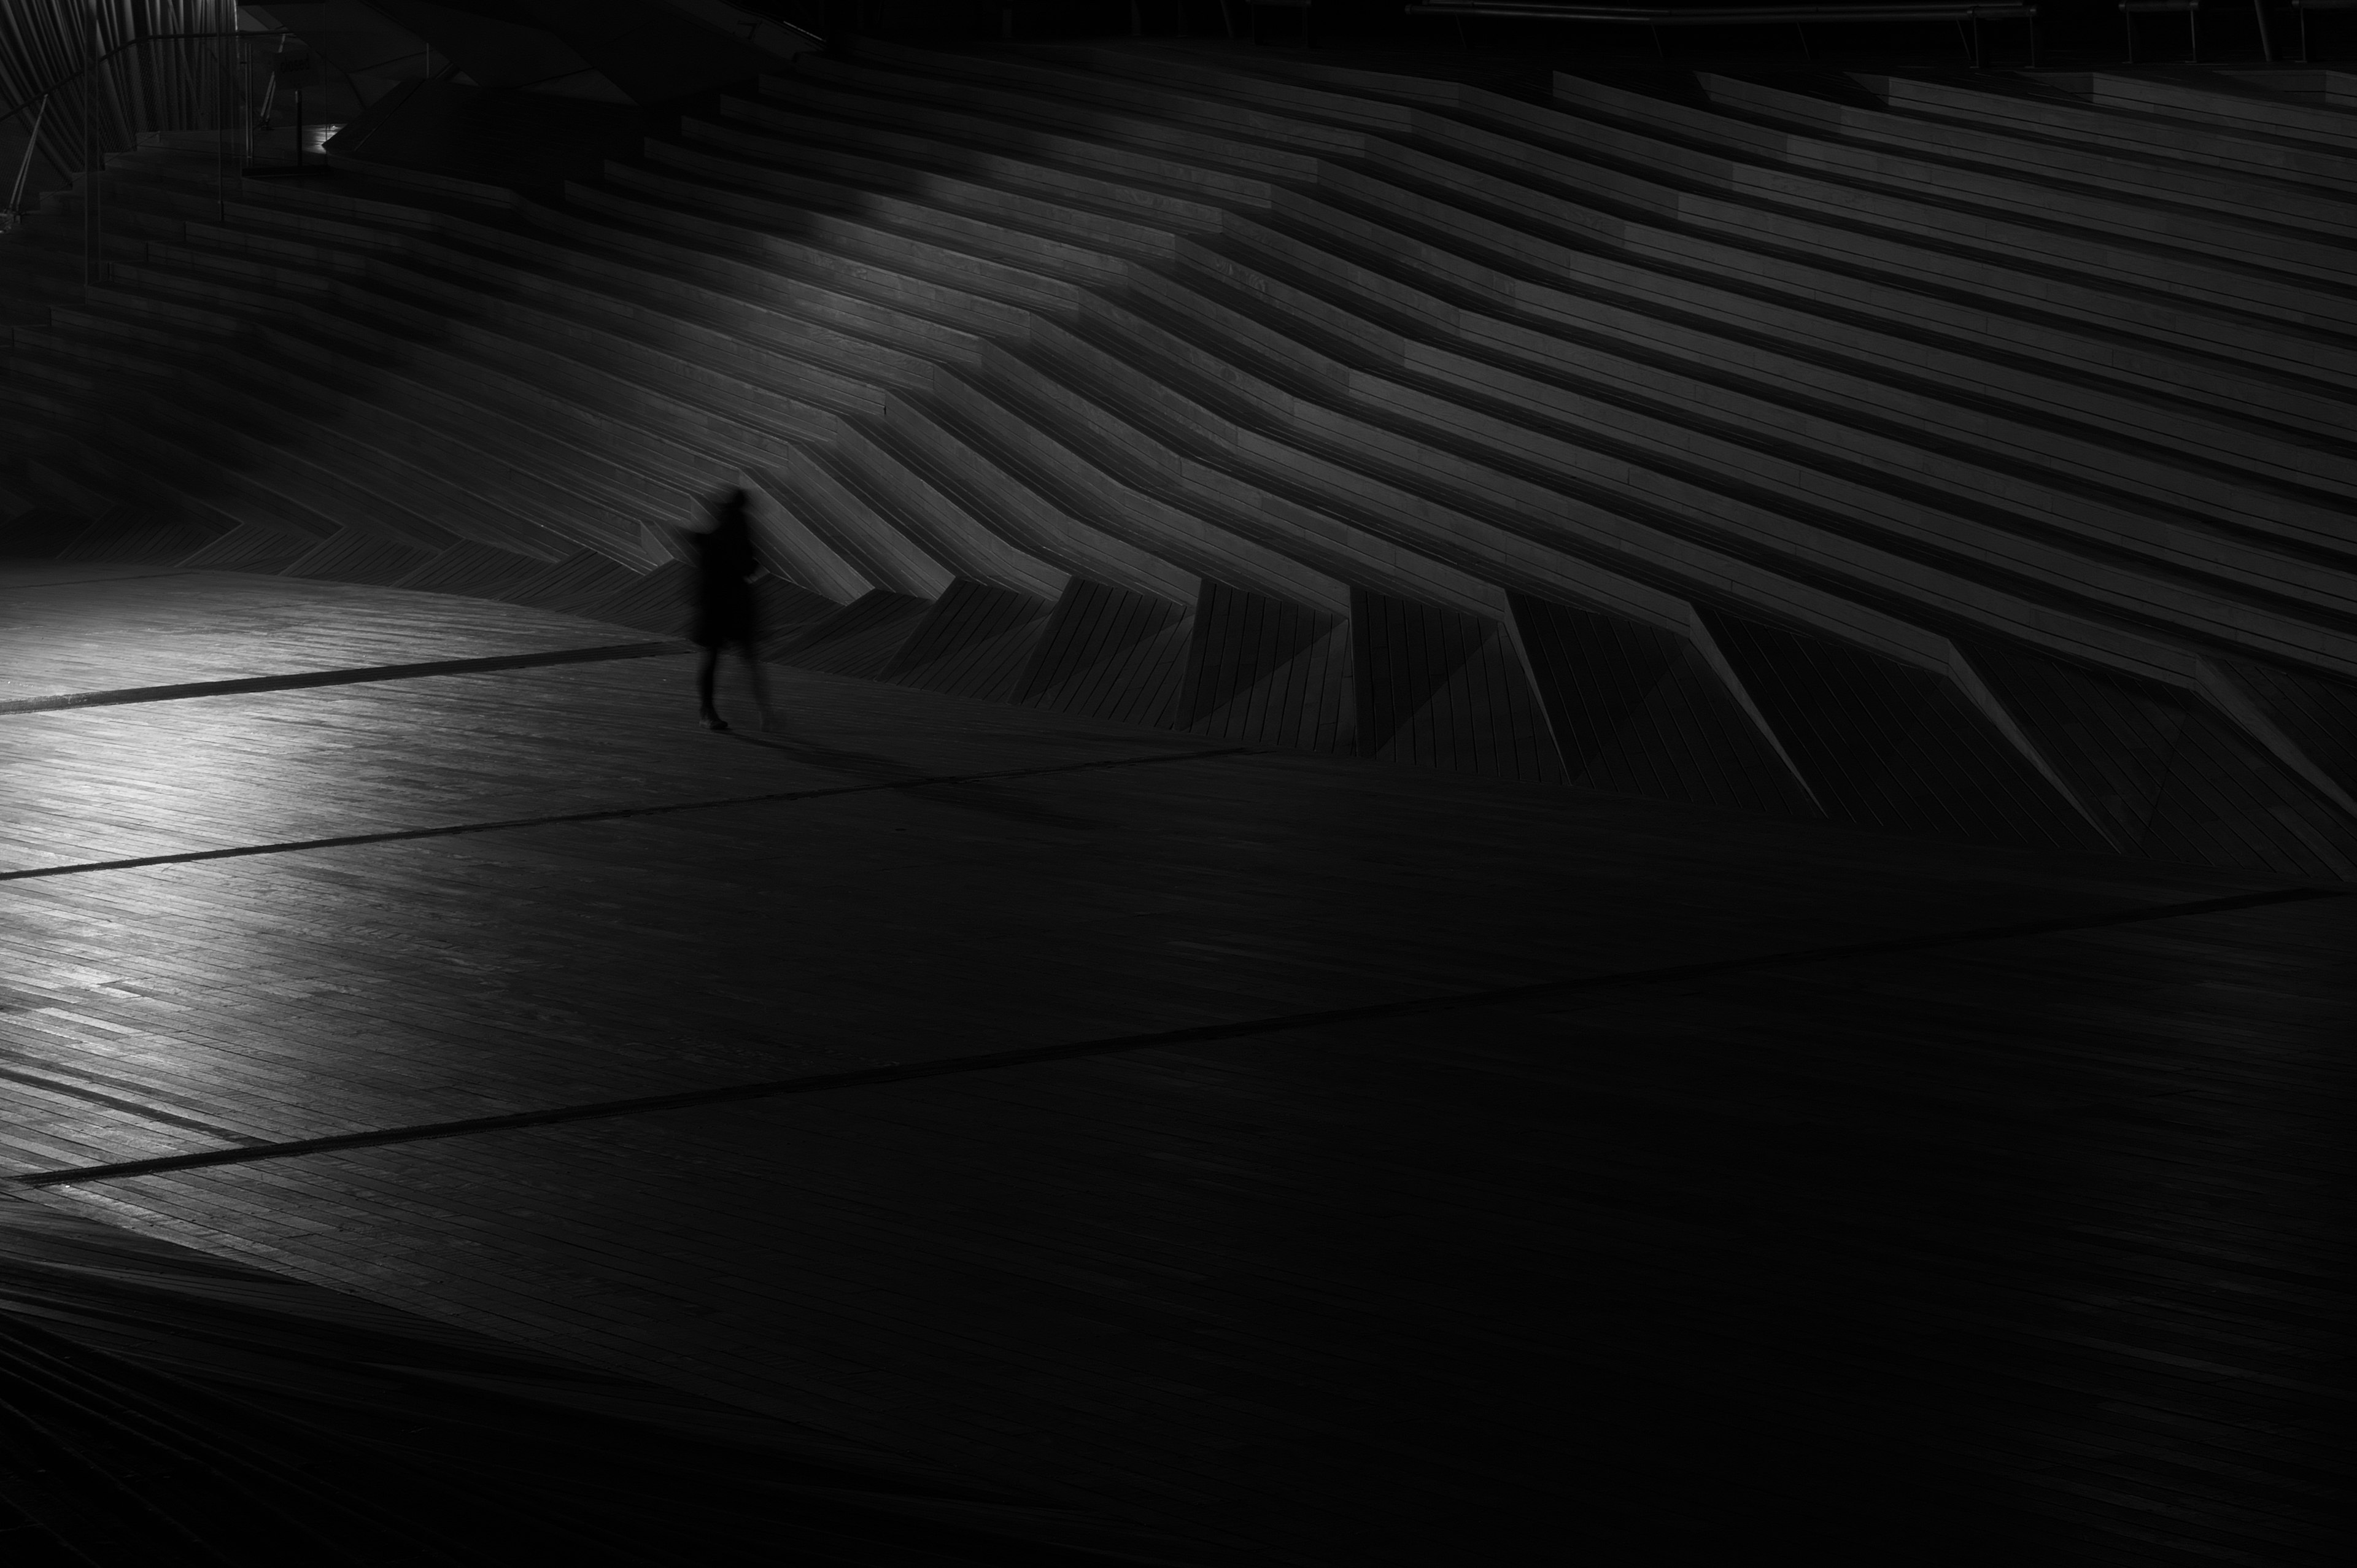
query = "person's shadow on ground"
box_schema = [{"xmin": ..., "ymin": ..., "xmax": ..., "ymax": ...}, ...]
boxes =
[{"xmin": 723, "ymin": 727, "xmax": 1109, "ymax": 832}]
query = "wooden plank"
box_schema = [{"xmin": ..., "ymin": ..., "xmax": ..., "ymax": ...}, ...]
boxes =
[
  {"xmin": 392, "ymin": 539, "xmax": 552, "ymax": 599},
  {"xmin": 282, "ymin": 530, "xmax": 440, "ymax": 589},
  {"xmin": 1016, "ymin": 577, "xmax": 1194, "ymax": 729},
  {"xmin": 776, "ymin": 590, "xmax": 934, "ymax": 679},
  {"xmin": 1512, "ymin": 591, "xmax": 1813, "ymax": 814},
  {"xmin": 497, "ymin": 550, "xmax": 644, "ymax": 616},
  {"xmin": 888, "ymin": 579, "xmax": 1056, "ymax": 703},
  {"xmin": 56, "ymin": 514, "xmax": 226, "ymax": 566},
  {"xmin": 1705, "ymin": 609, "xmax": 2105, "ymax": 854},
  {"xmin": 31, "ymin": 890, "xmax": 2348, "ymax": 1565},
  {"xmin": 2222, "ymin": 657, "xmax": 2357, "ymax": 803},
  {"xmin": 6, "ymin": 570, "xmax": 2340, "ymax": 1565},
  {"xmin": 1974, "ymin": 643, "xmax": 2357, "ymax": 879},
  {"xmin": 1353, "ymin": 588, "xmax": 1560, "ymax": 784},
  {"xmin": 1180, "ymin": 584, "xmax": 1353, "ymax": 754},
  {"xmin": 177, "ymin": 521, "xmax": 324, "ymax": 574},
  {"xmin": 0, "ymin": 508, "xmax": 99, "ymax": 560}
]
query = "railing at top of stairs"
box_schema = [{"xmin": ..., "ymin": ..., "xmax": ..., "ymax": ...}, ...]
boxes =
[{"xmin": 0, "ymin": 28, "xmax": 295, "ymax": 286}]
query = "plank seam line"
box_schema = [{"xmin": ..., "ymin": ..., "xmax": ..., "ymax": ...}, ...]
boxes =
[
  {"xmin": 16, "ymin": 884, "xmax": 2342, "ymax": 1189},
  {"xmin": 0, "ymin": 640, "xmax": 692, "ymax": 716},
  {"xmin": 0, "ymin": 746, "xmax": 1259, "ymax": 884},
  {"xmin": 0, "ymin": 571, "xmax": 201, "ymax": 594},
  {"xmin": 0, "ymin": 1065, "xmax": 269, "ymax": 1148}
]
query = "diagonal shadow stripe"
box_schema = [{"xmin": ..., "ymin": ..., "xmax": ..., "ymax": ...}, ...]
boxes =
[
  {"xmin": 17, "ymin": 885, "xmax": 2342, "ymax": 1189},
  {"xmin": 0, "ymin": 640, "xmax": 692, "ymax": 716},
  {"xmin": 0, "ymin": 570, "xmax": 199, "ymax": 593},
  {"xmin": 0, "ymin": 1065, "xmax": 269, "ymax": 1148},
  {"xmin": 0, "ymin": 746, "xmax": 1255, "ymax": 883}
]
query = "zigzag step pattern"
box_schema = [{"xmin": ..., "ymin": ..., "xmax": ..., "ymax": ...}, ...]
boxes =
[{"xmin": 2, "ymin": 47, "xmax": 2353, "ymax": 880}]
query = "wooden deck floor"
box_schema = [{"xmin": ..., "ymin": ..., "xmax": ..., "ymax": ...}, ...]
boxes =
[{"xmin": 3, "ymin": 568, "xmax": 2347, "ymax": 1564}]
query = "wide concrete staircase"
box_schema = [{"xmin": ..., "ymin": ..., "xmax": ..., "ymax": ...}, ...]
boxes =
[{"xmin": 5, "ymin": 46, "xmax": 2355, "ymax": 879}]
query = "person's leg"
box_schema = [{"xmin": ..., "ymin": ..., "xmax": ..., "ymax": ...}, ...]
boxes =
[{"xmin": 696, "ymin": 645, "xmax": 726, "ymax": 728}]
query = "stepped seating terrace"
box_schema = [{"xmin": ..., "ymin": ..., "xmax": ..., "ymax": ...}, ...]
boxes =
[{"xmin": 4, "ymin": 44, "xmax": 2354, "ymax": 882}]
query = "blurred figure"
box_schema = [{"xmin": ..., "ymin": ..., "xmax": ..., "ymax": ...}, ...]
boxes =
[{"xmin": 684, "ymin": 487, "xmax": 771, "ymax": 732}]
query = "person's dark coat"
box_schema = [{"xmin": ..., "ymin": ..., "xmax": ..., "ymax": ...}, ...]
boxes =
[{"xmin": 689, "ymin": 495, "xmax": 758, "ymax": 649}]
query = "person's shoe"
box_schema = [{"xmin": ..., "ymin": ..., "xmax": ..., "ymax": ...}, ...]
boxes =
[{"xmin": 700, "ymin": 711, "xmax": 730, "ymax": 732}]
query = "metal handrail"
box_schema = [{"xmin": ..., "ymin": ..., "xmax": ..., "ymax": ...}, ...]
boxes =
[
  {"xmin": 1, "ymin": 28, "xmax": 298, "ymax": 280},
  {"xmin": 0, "ymin": 29, "xmax": 288, "ymax": 131},
  {"xmin": 6, "ymin": 95, "xmax": 48, "ymax": 218}
]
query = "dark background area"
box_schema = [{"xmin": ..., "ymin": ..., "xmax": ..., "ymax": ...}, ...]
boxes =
[{"xmin": 757, "ymin": 0, "xmax": 2310, "ymax": 65}]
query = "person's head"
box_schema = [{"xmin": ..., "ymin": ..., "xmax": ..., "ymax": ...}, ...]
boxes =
[{"xmin": 703, "ymin": 487, "xmax": 749, "ymax": 535}]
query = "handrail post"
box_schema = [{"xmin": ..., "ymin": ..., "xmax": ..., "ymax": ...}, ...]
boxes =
[{"xmin": 5, "ymin": 95, "xmax": 48, "ymax": 225}]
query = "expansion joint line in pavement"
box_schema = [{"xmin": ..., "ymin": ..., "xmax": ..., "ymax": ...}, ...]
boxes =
[
  {"xmin": 0, "ymin": 570, "xmax": 199, "ymax": 593},
  {"xmin": 0, "ymin": 639, "xmax": 691, "ymax": 716},
  {"xmin": 16, "ymin": 885, "xmax": 2344, "ymax": 1191},
  {"xmin": 0, "ymin": 744, "xmax": 1257, "ymax": 884}
]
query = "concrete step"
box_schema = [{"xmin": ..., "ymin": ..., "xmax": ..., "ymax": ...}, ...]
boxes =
[
  {"xmin": 810, "ymin": 413, "xmax": 1071, "ymax": 601},
  {"xmin": 787, "ymin": 61, "xmax": 2357, "ymax": 495},
  {"xmin": 0, "ymin": 420, "xmax": 231, "ymax": 559},
  {"xmin": 106, "ymin": 156, "xmax": 876, "ymax": 438},
  {"xmin": 617, "ymin": 154, "xmax": 1461, "ymax": 617},
  {"xmin": 142, "ymin": 66, "xmax": 2338, "ymax": 693},
  {"xmin": 95, "ymin": 177, "xmax": 870, "ymax": 558},
  {"xmin": 848, "ymin": 49, "xmax": 2357, "ymax": 434},
  {"xmin": 1186, "ymin": 219, "xmax": 2357, "ymax": 568},
  {"xmin": 1527, "ymin": 84, "xmax": 2357, "ymax": 358},
  {"xmin": 518, "ymin": 187, "xmax": 1000, "ymax": 379},
  {"xmin": 102, "ymin": 257, "xmax": 706, "ymax": 536},
  {"xmin": 709, "ymin": 77, "xmax": 2353, "ymax": 673},
  {"xmin": 1665, "ymin": 76, "xmax": 2357, "ymax": 285},
  {"xmin": 395, "ymin": 539, "xmax": 565, "ymax": 598},
  {"xmin": 1856, "ymin": 73, "xmax": 2357, "ymax": 193},
  {"xmin": 45, "ymin": 284, "xmax": 649, "ymax": 560},
  {"xmin": 1544, "ymin": 74, "xmax": 2357, "ymax": 306},
  {"xmin": 158, "ymin": 182, "xmax": 863, "ymax": 439},
  {"xmin": 703, "ymin": 98, "xmax": 1233, "ymax": 244},
  {"xmin": 1008, "ymin": 45, "xmax": 2357, "ymax": 390},
  {"xmin": 598, "ymin": 152, "xmax": 1137, "ymax": 294},
  {"xmin": 284, "ymin": 528, "xmax": 441, "ymax": 587},
  {"xmin": 589, "ymin": 113, "xmax": 2319, "ymax": 665},
  {"xmin": 1692, "ymin": 72, "xmax": 2357, "ymax": 244},
  {"xmin": 1102, "ymin": 257, "xmax": 2357, "ymax": 647},
  {"xmin": 2067, "ymin": 69, "xmax": 2357, "ymax": 153},
  {"xmin": 848, "ymin": 399, "xmax": 1194, "ymax": 603},
  {"xmin": 740, "ymin": 455, "xmax": 929, "ymax": 602},
  {"xmin": 1012, "ymin": 576, "xmax": 1199, "ymax": 732},
  {"xmin": 772, "ymin": 55, "xmax": 1320, "ymax": 186},
  {"xmin": 181, "ymin": 519, "xmax": 328, "ymax": 573},
  {"xmin": 441, "ymin": 177, "xmax": 1240, "ymax": 604},
  {"xmin": 23, "ymin": 37, "xmax": 2354, "ymax": 873},
  {"xmin": 10, "ymin": 377, "xmax": 346, "ymax": 546},
  {"xmin": 2, "ymin": 335, "xmax": 373, "ymax": 544},
  {"xmin": 886, "ymin": 578, "xmax": 1061, "ymax": 704},
  {"xmin": 1037, "ymin": 285, "xmax": 2302, "ymax": 689},
  {"xmin": 925, "ymin": 44, "xmax": 2355, "ymax": 343},
  {"xmin": 556, "ymin": 163, "xmax": 1095, "ymax": 320},
  {"xmin": 772, "ymin": 74, "xmax": 2357, "ymax": 587},
  {"xmin": 774, "ymin": 589, "xmax": 936, "ymax": 679},
  {"xmin": 659, "ymin": 121, "xmax": 1199, "ymax": 266}
]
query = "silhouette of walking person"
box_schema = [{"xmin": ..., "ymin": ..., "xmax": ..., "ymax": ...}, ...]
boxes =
[{"xmin": 684, "ymin": 487, "xmax": 772, "ymax": 732}]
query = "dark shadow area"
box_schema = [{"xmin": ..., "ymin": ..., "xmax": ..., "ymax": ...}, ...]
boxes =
[
  {"xmin": 906, "ymin": 776, "xmax": 1115, "ymax": 830},
  {"xmin": 724, "ymin": 725, "xmax": 932, "ymax": 779},
  {"xmin": 0, "ymin": 1195, "xmax": 1185, "ymax": 1567}
]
